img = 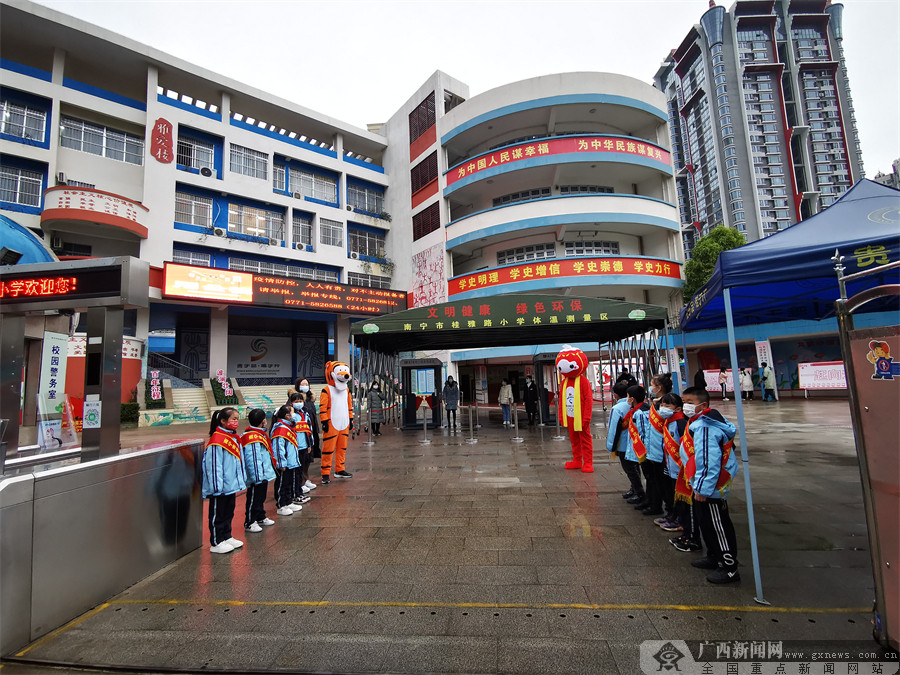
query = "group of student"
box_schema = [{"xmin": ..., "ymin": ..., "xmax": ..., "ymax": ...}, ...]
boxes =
[
  {"xmin": 606, "ymin": 372, "xmax": 742, "ymax": 584},
  {"xmin": 200, "ymin": 377, "xmax": 325, "ymax": 554}
]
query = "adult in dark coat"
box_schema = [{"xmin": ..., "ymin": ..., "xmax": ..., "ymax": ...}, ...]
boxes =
[
  {"xmin": 694, "ymin": 367, "xmax": 708, "ymax": 390},
  {"xmin": 442, "ymin": 377, "xmax": 460, "ymax": 428},
  {"xmin": 523, "ymin": 375, "xmax": 539, "ymax": 425},
  {"xmin": 367, "ymin": 382, "xmax": 386, "ymax": 435}
]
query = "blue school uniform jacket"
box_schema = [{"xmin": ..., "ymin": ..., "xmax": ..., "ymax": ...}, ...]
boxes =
[
  {"xmin": 624, "ymin": 402, "xmax": 650, "ymax": 463},
  {"xmin": 664, "ymin": 417, "xmax": 689, "ymax": 478},
  {"xmin": 270, "ymin": 420, "xmax": 301, "ymax": 470},
  {"xmin": 201, "ymin": 427, "xmax": 247, "ymax": 498},
  {"xmin": 605, "ymin": 398, "xmax": 631, "ymax": 455},
  {"xmin": 634, "ymin": 408, "xmax": 665, "ymax": 464},
  {"xmin": 291, "ymin": 411, "xmax": 312, "ymax": 452},
  {"xmin": 240, "ymin": 425, "xmax": 276, "ymax": 485},
  {"xmin": 681, "ymin": 410, "xmax": 739, "ymax": 499}
]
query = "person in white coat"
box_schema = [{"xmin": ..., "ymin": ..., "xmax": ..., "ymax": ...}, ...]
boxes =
[{"xmin": 740, "ymin": 368, "xmax": 754, "ymax": 401}]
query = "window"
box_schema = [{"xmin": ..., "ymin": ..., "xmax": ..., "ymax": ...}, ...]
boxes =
[
  {"xmin": 177, "ymin": 136, "xmax": 214, "ymax": 170},
  {"xmin": 0, "ymin": 165, "xmax": 42, "ymax": 206},
  {"xmin": 228, "ymin": 204, "xmax": 284, "ymax": 240},
  {"xmin": 408, "ymin": 92, "xmax": 436, "ymax": 143},
  {"xmin": 273, "ymin": 164, "xmax": 286, "ymax": 191},
  {"xmin": 347, "ymin": 183, "xmax": 384, "ymax": 214},
  {"xmin": 292, "ymin": 213, "xmax": 313, "ymax": 248},
  {"xmin": 349, "ymin": 228, "xmax": 385, "ymax": 258},
  {"xmin": 0, "ymin": 99, "xmax": 46, "ymax": 142},
  {"xmin": 290, "ymin": 167, "xmax": 337, "ymax": 203},
  {"xmin": 559, "ymin": 185, "xmax": 614, "ymax": 195},
  {"xmin": 412, "ymin": 202, "xmax": 440, "ymax": 241},
  {"xmin": 492, "ymin": 187, "xmax": 550, "ymax": 207},
  {"xmin": 564, "ymin": 241, "xmax": 619, "ymax": 256},
  {"xmin": 348, "ymin": 271, "xmax": 391, "ymax": 289},
  {"xmin": 60, "ymin": 116, "xmax": 143, "ymax": 165},
  {"xmin": 229, "ymin": 144, "xmax": 267, "ymax": 179},
  {"xmin": 172, "ymin": 249, "xmax": 211, "ymax": 267},
  {"xmin": 411, "ymin": 152, "xmax": 438, "ymax": 193},
  {"xmin": 319, "ymin": 218, "xmax": 343, "ymax": 247},
  {"xmin": 496, "ymin": 243, "xmax": 555, "ymax": 265},
  {"xmin": 175, "ymin": 192, "xmax": 213, "ymax": 228},
  {"xmin": 229, "ymin": 257, "xmax": 334, "ymax": 280}
]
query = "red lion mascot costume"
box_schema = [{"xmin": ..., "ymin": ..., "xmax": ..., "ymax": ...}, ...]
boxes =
[
  {"xmin": 319, "ymin": 361, "xmax": 353, "ymax": 483},
  {"xmin": 556, "ymin": 345, "xmax": 594, "ymax": 472}
]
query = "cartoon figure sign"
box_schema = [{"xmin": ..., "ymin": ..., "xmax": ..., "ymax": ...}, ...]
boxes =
[{"xmin": 867, "ymin": 340, "xmax": 900, "ymax": 380}]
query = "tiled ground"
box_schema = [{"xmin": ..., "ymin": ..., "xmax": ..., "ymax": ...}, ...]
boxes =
[{"xmin": 6, "ymin": 399, "xmax": 888, "ymax": 674}]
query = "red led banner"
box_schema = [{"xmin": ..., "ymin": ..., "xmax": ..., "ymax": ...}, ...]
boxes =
[
  {"xmin": 163, "ymin": 263, "xmax": 407, "ymax": 315},
  {"xmin": 449, "ymin": 257, "xmax": 681, "ymax": 296},
  {"xmin": 446, "ymin": 136, "xmax": 671, "ymax": 186},
  {"xmin": 0, "ymin": 269, "xmax": 121, "ymax": 302}
]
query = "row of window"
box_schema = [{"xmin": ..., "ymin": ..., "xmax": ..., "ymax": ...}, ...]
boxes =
[
  {"xmin": 0, "ymin": 100, "xmax": 46, "ymax": 142},
  {"xmin": 174, "ymin": 191, "xmax": 384, "ymax": 255},
  {"xmin": 495, "ymin": 241, "xmax": 622, "ymax": 265},
  {"xmin": 0, "ymin": 165, "xmax": 42, "ymax": 206},
  {"xmin": 60, "ymin": 116, "xmax": 144, "ymax": 165}
]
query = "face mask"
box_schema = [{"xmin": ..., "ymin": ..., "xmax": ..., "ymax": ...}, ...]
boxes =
[
  {"xmin": 651, "ymin": 386, "xmax": 660, "ymax": 396},
  {"xmin": 298, "ymin": 385, "xmax": 309, "ymax": 393},
  {"xmin": 683, "ymin": 403, "xmax": 697, "ymax": 417},
  {"xmin": 224, "ymin": 419, "xmax": 239, "ymax": 431},
  {"xmin": 658, "ymin": 407, "xmax": 675, "ymax": 419},
  {"xmin": 293, "ymin": 403, "xmax": 303, "ymax": 410}
]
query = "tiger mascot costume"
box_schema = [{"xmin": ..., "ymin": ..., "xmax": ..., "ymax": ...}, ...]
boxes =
[
  {"xmin": 319, "ymin": 361, "xmax": 353, "ymax": 483},
  {"xmin": 556, "ymin": 345, "xmax": 595, "ymax": 473}
]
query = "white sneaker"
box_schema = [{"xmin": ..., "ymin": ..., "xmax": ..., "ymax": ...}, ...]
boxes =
[
  {"xmin": 305, "ymin": 480, "xmax": 317, "ymax": 490},
  {"xmin": 301, "ymin": 485, "xmax": 311, "ymax": 494},
  {"xmin": 259, "ymin": 518, "xmax": 275, "ymax": 526},
  {"xmin": 226, "ymin": 538, "xmax": 243, "ymax": 548},
  {"xmin": 209, "ymin": 542, "xmax": 234, "ymax": 554},
  {"xmin": 289, "ymin": 503, "xmax": 303, "ymax": 512},
  {"xmin": 277, "ymin": 506, "xmax": 293, "ymax": 516},
  {"xmin": 245, "ymin": 522, "xmax": 263, "ymax": 533}
]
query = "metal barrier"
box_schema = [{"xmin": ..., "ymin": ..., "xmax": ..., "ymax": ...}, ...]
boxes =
[{"xmin": 0, "ymin": 439, "xmax": 204, "ymax": 656}]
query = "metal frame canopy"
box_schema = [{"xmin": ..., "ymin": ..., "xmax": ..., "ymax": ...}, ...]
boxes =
[{"xmin": 349, "ymin": 295, "xmax": 668, "ymax": 352}]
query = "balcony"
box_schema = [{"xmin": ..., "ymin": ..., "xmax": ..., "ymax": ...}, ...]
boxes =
[{"xmin": 41, "ymin": 186, "xmax": 149, "ymax": 245}]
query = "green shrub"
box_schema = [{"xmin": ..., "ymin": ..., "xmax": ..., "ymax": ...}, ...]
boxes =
[
  {"xmin": 120, "ymin": 402, "xmax": 139, "ymax": 424},
  {"xmin": 212, "ymin": 378, "xmax": 239, "ymax": 405},
  {"xmin": 145, "ymin": 378, "xmax": 166, "ymax": 410}
]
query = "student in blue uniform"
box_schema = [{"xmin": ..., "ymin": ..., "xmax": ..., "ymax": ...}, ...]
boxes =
[
  {"xmin": 606, "ymin": 381, "xmax": 643, "ymax": 502},
  {"xmin": 680, "ymin": 386, "xmax": 741, "ymax": 584},
  {"xmin": 202, "ymin": 407, "xmax": 247, "ymax": 554},
  {"xmin": 270, "ymin": 405, "xmax": 302, "ymax": 517},
  {"xmin": 240, "ymin": 408, "xmax": 277, "ymax": 533},
  {"xmin": 634, "ymin": 379, "xmax": 671, "ymax": 518},
  {"xmin": 623, "ymin": 384, "xmax": 652, "ymax": 511},
  {"xmin": 289, "ymin": 392, "xmax": 313, "ymax": 506}
]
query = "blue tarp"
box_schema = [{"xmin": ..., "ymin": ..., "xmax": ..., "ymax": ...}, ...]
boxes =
[{"xmin": 681, "ymin": 180, "xmax": 900, "ymax": 331}]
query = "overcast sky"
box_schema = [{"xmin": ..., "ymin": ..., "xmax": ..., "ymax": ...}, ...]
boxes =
[{"xmin": 30, "ymin": 0, "xmax": 900, "ymax": 175}]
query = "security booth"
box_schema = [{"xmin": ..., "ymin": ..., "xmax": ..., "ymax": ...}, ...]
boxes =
[
  {"xmin": 399, "ymin": 357, "xmax": 442, "ymax": 430},
  {"xmin": 532, "ymin": 353, "xmax": 559, "ymax": 425},
  {"xmin": 0, "ymin": 257, "xmax": 149, "ymax": 470}
]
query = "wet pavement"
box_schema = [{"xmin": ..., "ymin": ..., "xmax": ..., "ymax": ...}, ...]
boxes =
[{"xmin": 4, "ymin": 399, "xmax": 887, "ymax": 674}]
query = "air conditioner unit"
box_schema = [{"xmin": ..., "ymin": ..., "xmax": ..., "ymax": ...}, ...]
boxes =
[
  {"xmin": 269, "ymin": 238, "xmax": 279, "ymax": 246},
  {"xmin": 56, "ymin": 172, "xmax": 67, "ymax": 186},
  {"xmin": 346, "ymin": 205, "xmax": 352, "ymax": 211},
  {"xmin": 200, "ymin": 167, "xmax": 213, "ymax": 178},
  {"xmin": 51, "ymin": 235, "xmax": 63, "ymax": 249},
  {"xmin": 350, "ymin": 252, "xmax": 359, "ymax": 259},
  {"xmin": 213, "ymin": 227, "xmax": 227, "ymax": 237},
  {"xmin": 293, "ymin": 192, "xmax": 302, "ymax": 199}
]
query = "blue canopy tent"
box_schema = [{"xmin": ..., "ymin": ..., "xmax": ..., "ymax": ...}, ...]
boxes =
[{"xmin": 678, "ymin": 179, "xmax": 900, "ymax": 605}]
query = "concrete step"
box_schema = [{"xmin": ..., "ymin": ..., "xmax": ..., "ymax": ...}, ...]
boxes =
[{"xmin": 170, "ymin": 388, "xmax": 210, "ymax": 424}]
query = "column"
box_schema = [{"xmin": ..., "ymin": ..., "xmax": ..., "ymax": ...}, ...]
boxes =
[
  {"xmin": 208, "ymin": 307, "xmax": 228, "ymax": 379},
  {"xmin": 334, "ymin": 317, "xmax": 351, "ymax": 363}
]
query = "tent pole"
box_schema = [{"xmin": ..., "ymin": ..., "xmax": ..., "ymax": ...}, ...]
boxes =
[
  {"xmin": 680, "ymin": 329, "xmax": 690, "ymax": 391},
  {"xmin": 724, "ymin": 287, "xmax": 768, "ymax": 605}
]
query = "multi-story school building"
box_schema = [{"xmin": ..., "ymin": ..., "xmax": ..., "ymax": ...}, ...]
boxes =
[{"xmin": 1, "ymin": 0, "xmax": 683, "ymax": 406}]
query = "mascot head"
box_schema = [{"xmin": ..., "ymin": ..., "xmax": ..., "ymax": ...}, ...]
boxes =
[
  {"xmin": 556, "ymin": 345, "xmax": 588, "ymax": 380},
  {"xmin": 325, "ymin": 361, "xmax": 351, "ymax": 390}
]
